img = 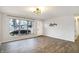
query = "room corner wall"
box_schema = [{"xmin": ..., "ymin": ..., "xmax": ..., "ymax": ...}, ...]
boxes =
[{"xmin": 43, "ymin": 16, "xmax": 75, "ymax": 42}]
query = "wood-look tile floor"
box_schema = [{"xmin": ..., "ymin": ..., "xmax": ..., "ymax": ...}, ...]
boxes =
[{"xmin": 0, "ymin": 36, "xmax": 79, "ymax": 53}]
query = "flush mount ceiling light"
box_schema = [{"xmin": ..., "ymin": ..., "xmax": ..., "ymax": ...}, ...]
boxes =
[
  {"xmin": 29, "ymin": 7, "xmax": 45, "ymax": 15},
  {"xmin": 33, "ymin": 8, "xmax": 41, "ymax": 15}
]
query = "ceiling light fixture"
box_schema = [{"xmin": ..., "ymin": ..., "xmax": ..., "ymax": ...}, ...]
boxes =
[
  {"xmin": 49, "ymin": 22, "xmax": 57, "ymax": 27},
  {"xmin": 33, "ymin": 8, "xmax": 41, "ymax": 15}
]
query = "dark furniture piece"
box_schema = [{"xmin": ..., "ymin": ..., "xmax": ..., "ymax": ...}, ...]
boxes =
[{"xmin": 10, "ymin": 30, "xmax": 31, "ymax": 36}]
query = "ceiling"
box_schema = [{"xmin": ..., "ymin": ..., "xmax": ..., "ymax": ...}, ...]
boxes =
[{"xmin": 0, "ymin": 6, "xmax": 79, "ymax": 20}]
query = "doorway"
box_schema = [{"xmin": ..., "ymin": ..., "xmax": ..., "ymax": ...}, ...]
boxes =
[{"xmin": 75, "ymin": 16, "xmax": 79, "ymax": 42}]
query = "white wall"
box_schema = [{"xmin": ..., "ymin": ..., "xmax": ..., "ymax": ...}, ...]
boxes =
[
  {"xmin": 36, "ymin": 20, "xmax": 43, "ymax": 35},
  {"xmin": 0, "ymin": 13, "xmax": 3, "ymax": 44},
  {"xmin": 0, "ymin": 14, "xmax": 2, "ymax": 43},
  {"xmin": 43, "ymin": 16, "xmax": 75, "ymax": 42},
  {"xmin": 1, "ymin": 14, "xmax": 10, "ymax": 42}
]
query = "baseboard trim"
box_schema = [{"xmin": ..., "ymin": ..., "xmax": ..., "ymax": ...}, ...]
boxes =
[{"xmin": 1, "ymin": 35, "xmax": 40, "ymax": 44}]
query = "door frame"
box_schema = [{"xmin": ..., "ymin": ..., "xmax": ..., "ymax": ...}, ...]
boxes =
[{"xmin": 74, "ymin": 16, "xmax": 79, "ymax": 41}]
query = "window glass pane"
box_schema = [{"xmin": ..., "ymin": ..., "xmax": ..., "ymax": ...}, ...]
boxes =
[
  {"xmin": 27, "ymin": 21, "xmax": 33, "ymax": 34},
  {"xmin": 27, "ymin": 21, "xmax": 32, "ymax": 28},
  {"xmin": 9, "ymin": 19, "xmax": 20, "ymax": 36},
  {"xmin": 9, "ymin": 19, "xmax": 19, "ymax": 31},
  {"xmin": 20, "ymin": 20, "xmax": 27, "ymax": 30},
  {"xmin": 9, "ymin": 18, "xmax": 33, "ymax": 36},
  {"xmin": 9, "ymin": 19, "xmax": 14, "ymax": 32}
]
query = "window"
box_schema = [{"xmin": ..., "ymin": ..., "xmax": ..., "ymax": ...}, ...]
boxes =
[{"xmin": 9, "ymin": 19, "xmax": 33, "ymax": 36}]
